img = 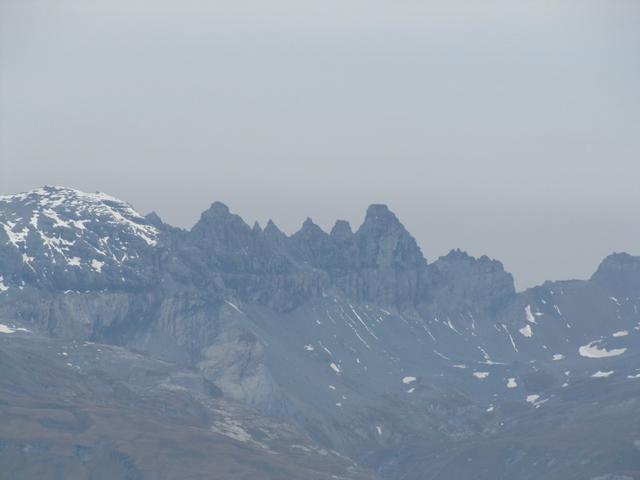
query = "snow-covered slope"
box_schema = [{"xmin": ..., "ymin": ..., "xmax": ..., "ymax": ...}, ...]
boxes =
[{"xmin": 0, "ymin": 186, "xmax": 160, "ymax": 291}]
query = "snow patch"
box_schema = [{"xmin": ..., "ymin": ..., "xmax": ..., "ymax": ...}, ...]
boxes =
[
  {"xmin": 507, "ymin": 377, "xmax": 518, "ymax": 388},
  {"xmin": 2, "ymin": 223, "xmax": 29, "ymax": 249},
  {"xmin": 519, "ymin": 324, "xmax": 533, "ymax": 337},
  {"xmin": 579, "ymin": 340, "xmax": 626, "ymax": 358},
  {"xmin": 0, "ymin": 323, "xmax": 16, "ymax": 334},
  {"xmin": 592, "ymin": 370, "xmax": 614, "ymax": 378},
  {"xmin": 211, "ymin": 418, "xmax": 252, "ymax": 443},
  {"xmin": 525, "ymin": 305, "xmax": 537, "ymax": 324},
  {"xmin": 91, "ymin": 259, "xmax": 104, "ymax": 273},
  {"xmin": 402, "ymin": 376, "xmax": 417, "ymax": 385},
  {"xmin": 473, "ymin": 372, "xmax": 490, "ymax": 380}
]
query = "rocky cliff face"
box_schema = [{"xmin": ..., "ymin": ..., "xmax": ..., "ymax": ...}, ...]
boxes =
[
  {"xmin": 591, "ymin": 252, "xmax": 640, "ymax": 295},
  {"xmin": 174, "ymin": 200, "xmax": 430, "ymax": 311},
  {"xmin": 426, "ymin": 248, "xmax": 516, "ymax": 312},
  {"xmin": 2, "ymin": 186, "xmax": 640, "ymax": 480},
  {"xmin": 287, "ymin": 204, "xmax": 428, "ymax": 306}
]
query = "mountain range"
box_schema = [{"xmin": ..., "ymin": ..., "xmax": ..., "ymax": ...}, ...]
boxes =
[{"xmin": 1, "ymin": 186, "xmax": 639, "ymax": 480}]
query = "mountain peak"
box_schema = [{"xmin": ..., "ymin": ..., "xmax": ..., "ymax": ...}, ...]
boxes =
[
  {"xmin": 302, "ymin": 216, "xmax": 316, "ymax": 227},
  {"xmin": 191, "ymin": 202, "xmax": 253, "ymax": 249},
  {"xmin": 590, "ymin": 252, "xmax": 640, "ymax": 290},
  {"xmin": 356, "ymin": 204, "xmax": 416, "ymax": 245},
  {"xmin": 298, "ymin": 217, "xmax": 326, "ymax": 236},
  {"xmin": 262, "ymin": 219, "xmax": 288, "ymax": 247},
  {"xmin": 206, "ymin": 201, "xmax": 231, "ymax": 215},
  {"xmin": 357, "ymin": 204, "xmax": 404, "ymax": 237},
  {"xmin": 264, "ymin": 219, "xmax": 285, "ymax": 236},
  {"xmin": 194, "ymin": 202, "xmax": 247, "ymax": 230},
  {"xmin": 443, "ymin": 248, "xmax": 472, "ymax": 260},
  {"xmin": 596, "ymin": 251, "xmax": 636, "ymax": 266},
  {"xmin": 145, "ymin": 211, "xmax": 164, "ymax": 227},
  {"xmin": 364, "ymin": 203, "xmax": 395, "ymax": 220},
  {"xmin": 1, "ymin": 185, "xmax": 131, "ymax": 209},
  {"xmin": 428, "ymin": 250, "xmax": 515, "ymax": 310},
  {"xmin": 330, "ymin": 220, "xmax": 353, "ymax": 240},
  {"xmin": 441, "ymin": 249, "xmax": 503, "ymax": 268}
]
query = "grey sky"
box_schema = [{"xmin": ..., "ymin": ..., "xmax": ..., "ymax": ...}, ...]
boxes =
[{"xmin": 1, "ymin": 0, "xmax": 639, "ymax": 290}]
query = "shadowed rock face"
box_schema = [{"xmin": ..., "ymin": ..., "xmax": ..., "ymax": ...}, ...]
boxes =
[
  {"xmin": 426, "ymin": 249, "xmax": 516, "ymax": 313},
  {"xmin": 591, "ymin": 252, "xmax": 640, "ymax": 295},
  {"xmin": 2, "ymin": 187, "xmax": 640, "ymax": 480},
  {"xmin": 173, "ymin": 200, "xmax": 431, "ymax": 311},
  {"xmin": 348, "ymin": 204, "xmax": 427, "ymax": 305},
  {"xmin": 286, "ymin": 205, "xmax": 428, "ymax": 306}
]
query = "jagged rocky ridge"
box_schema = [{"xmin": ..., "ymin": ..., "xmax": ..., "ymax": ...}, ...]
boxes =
[{"xmin": 1, "ymin": 186, "xmax": 640, "ymax": 480}]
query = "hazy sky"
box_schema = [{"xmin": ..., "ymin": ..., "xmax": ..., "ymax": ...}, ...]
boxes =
[{"xmin": 1, "ymin": 0, "xmax": 639, "ymax": 290}]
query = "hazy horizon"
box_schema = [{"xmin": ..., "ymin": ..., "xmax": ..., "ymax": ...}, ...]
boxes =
[{"xmin": 2, "ymin": 0, "xmax": 639, "ymax": 289}]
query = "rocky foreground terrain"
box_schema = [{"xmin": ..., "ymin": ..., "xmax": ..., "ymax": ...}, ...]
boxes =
[{"xmin": 1, "ymin": 186, "xmax": 639, "ymax": 480}]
